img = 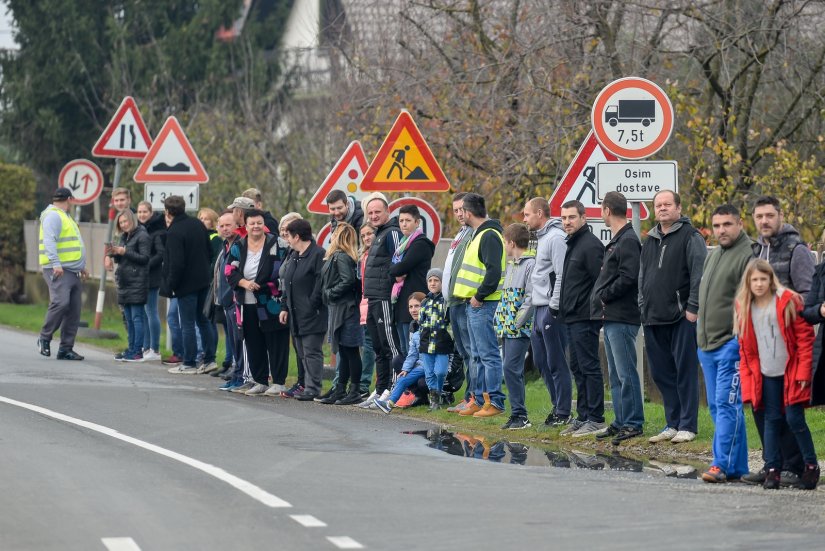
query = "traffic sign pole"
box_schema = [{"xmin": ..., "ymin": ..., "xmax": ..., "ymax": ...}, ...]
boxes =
[
  {"xmin": 94, "ymin": 158, "xmax": 121, "ymax": 331},
  {"xmin": 631, "ymin": 202, "xmax": 641, "ymax": 238}
]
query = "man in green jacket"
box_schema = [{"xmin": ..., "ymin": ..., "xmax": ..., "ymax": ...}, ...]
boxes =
[{"xmin": 697, "ymin": 204, "xmax": 754, "ymax": 483}]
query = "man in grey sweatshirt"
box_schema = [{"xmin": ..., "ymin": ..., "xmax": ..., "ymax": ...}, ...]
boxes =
[{"xmin": 523, "ymin": 197, "xmax": 572, "ymax": 425}]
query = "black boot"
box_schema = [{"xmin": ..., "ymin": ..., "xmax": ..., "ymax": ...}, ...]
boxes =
[
  {"xmin": 763, "ymin": 468, "xmax": 781, "ymax": 490},
  {"xmin": 429, "ymin": 391, "xmax": 441, "ymax": 411},
  {"xmin": 319, "ymin": 386, "xmax": 346, "ymax": 404},
  {"xmin": 335, "ymin": 387, "xmax": 362, "ymax": 405},
  {"xmin": 800, "ymin": 463, "xmax": 820, "ymax": 490}
]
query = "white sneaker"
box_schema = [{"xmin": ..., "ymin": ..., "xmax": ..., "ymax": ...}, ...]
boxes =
[
  {"xmin": 649, "ymin": 427, "xmax": 678, "ymax": 443},
  {"xmin": 142, "ymin": 349, "xmax": 161, "ymax": 361},
  {"xmin": 168, "ymin": 365, "xmax": 198, "ymax": 374},
  {"xmin": 264, "ymin": 384, "xmax": 286, "ymax": 396},
  {"xmin": 670, "ymin": 430, "xmax": 696, "ymax": 443},
  {"xmin": 245, "ymin": 383, "xmax": 269, "ymax": 396},
  {"xmin": 357, "ymin": 390, "xmax": 378, "ymax": 408},
  {"xmin": 197, "ymin": 361, "xmax": 219, "ymax": 374}
]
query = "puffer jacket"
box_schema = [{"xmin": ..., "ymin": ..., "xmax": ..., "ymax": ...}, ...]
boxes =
[
  {"xmin": 495, "ymin": 252, "xmax": 535, "ymax": 338},
  {"xmin": 739, "ymin": 289, "xmax": 815, "ymax": 409},
  {"xmin": 418, "ymin": 292, "xmax": 454, "ymax": 355},
  {"xmin": 113, "ymin": 225, "xmax": 151, "ymax": 305}
]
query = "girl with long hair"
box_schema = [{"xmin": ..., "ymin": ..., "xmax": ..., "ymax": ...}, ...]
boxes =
[
  {"xmin": 320, "ymin": 222, "xmax": 364, "ymax": 405},
  {"xmin": 735, "ymin": 259, "xmax": 819, "ymax": 490}
]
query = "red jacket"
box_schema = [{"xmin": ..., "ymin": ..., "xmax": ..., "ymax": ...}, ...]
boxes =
[{"xmin": 739, "ymin": 290, "xmax": 815, "ymax": 409}]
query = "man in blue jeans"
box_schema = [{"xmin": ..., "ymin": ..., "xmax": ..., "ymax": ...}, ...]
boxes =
[
  {"xmin": 697, "ymin": 204, "xmax": 754, "ymax": 482},
  {"xmin": 590, "ymin": 192, "xmax": 645, "ymax": 446},
  {"xmin": 442, "ymin": 192, "xmax": 476, "ymax": 412},
  {"xmin": 452, "ymin": 193, "xmax": 507, "ymax": 418},
  {"xmin": 160, "ymin": 195, "xmax": 217, "ymax": 374}
]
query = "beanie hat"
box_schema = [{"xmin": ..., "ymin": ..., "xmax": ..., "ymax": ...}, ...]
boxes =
[{"xmin": 426, "ymin": 268, "xmax": 443, "ymax": 281}]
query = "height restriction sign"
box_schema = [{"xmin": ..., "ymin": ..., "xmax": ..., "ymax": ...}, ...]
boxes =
[{"xmin": 591, "ymin": 77, "xmax": 674, "ymax": 160}]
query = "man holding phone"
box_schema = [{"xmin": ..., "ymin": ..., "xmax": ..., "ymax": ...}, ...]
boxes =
[{"xmin": 38, "ymin": 187, "xmax": 88, "ymax": 360}]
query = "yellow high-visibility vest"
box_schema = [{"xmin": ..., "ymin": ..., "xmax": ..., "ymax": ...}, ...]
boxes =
[
  {"xmin": 452, "ymin": 227, "xmax": 505, "ymax": 301},
  {"xmin": 39, "ymin": 206, "xmax": 82, "ymax": 266}
]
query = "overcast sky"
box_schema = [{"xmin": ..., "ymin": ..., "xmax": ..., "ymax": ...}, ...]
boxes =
[{"xmin": 0, "ymin": 2, "xmax": 15, "ymax": 50}]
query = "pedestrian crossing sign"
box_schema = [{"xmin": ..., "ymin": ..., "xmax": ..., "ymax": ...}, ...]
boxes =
[{"xmin": 361, "ymin": 110, "xmax": 450, "ymax": 192}]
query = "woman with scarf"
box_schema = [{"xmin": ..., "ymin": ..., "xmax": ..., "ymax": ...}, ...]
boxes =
[{"xmin": 388, "ymin": 204, "xmax": 434, "ymax": 356}]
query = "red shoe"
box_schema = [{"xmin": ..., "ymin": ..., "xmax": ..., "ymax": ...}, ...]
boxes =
[
  {"xmin": 395, "ymin": 391, "xmax": 418, "ymax": 408},
  {"xmin": 162, "ymin": 354, "xmax": 183, "ymax": 366}
]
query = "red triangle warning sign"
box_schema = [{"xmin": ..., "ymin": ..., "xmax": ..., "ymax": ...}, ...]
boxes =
[
  {"xmin": 133, "ymin": 117, "xmax": 208, "ymax": 184},
  {"xmin": 361, "ymin": 111, "xmax": 450, "ymax": 192},
  {"xmin": 549, "ymin": 131, "xmax": 649, "ymax": 219},
  {"xmin": 307, "ymin": 141, "xmax": 370, "ymax": 215},
  {"xmin": 92, "ymin": 96, "xmax": 153, "ymax": 159}
]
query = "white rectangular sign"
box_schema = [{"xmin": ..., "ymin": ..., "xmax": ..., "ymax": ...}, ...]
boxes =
[
  {"xmin": 587, "ymin": 219, "xmax": 615, "ymax": 246},
  {"xmin": 596, "ymin": 161, "xmax": 678, "ymax": 201},
  {"xmin": 144, "ymin": 183, "xmax": 199, "ymax": 212}
]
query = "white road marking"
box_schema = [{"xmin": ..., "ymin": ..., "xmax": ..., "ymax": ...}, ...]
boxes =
[
  {"xmin": 327, "ymin": 536, "xmax": 364, "ymax": 549},
  {"xmin": 0, "ymin": 395, "xmax": 291, "ymax": 508},
  {"xmin": 101, "ymin": 537, "xmax": 142, "ymax": 550},
  {"xmin": 290, "ymin": 514, "xmax": 327, "ymax": 527}
]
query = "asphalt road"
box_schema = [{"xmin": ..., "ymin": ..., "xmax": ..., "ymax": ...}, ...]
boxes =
[{"xmin": 1, "ymin": 327, "xmax": 824, "ymax": 551}]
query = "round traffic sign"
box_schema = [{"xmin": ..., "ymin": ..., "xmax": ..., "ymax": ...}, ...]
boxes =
[
  {"xmin": 316, "ymin": 222, "xmax": 333, "ymax": 249},
  {"xmin": 591, "ymin": 77, "xmax": 674, "ymax": 160},
  {"xmin": 58, "ymin": 159, "xmax": 104, "ymax": 206},
  {"xmin": 389, "ymin": 197, "xmax": 442, "ymax": 243}
]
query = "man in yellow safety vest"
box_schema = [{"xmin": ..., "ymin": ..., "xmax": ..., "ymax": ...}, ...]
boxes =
[
  {"xmin": 452, "ymin": 193, "xmax": 507, "ymax": 418},
  {"xmin": 37, "ymin": 187, "xmax": 87, "ymax": 360}
]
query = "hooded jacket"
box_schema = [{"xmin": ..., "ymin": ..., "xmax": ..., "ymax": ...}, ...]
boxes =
[
  {"xmin": 528, "ymin": 218, "xmax": 566, "ymax": 310},
  {"xmin": 697, "ymin": 231, "xmax": 754, "ymax": 351},
  {"xmin": 753, "ymin": 223, "xmax": 815, "ymax": 297},
  {"xmin": 739, "ymin": 289, "xmax": 814, "ymax": 409},
  {"xmin": 329, "ymin": 196, "xmax": 364, "ymax": 236},
  {"xmin": 639, "ymin": 216, "xmax": 707, "ymax": 325},
  {"xmin": 558, "ymin": 224, "xmax": 604, "ymax": 323},
  {"xmin": 113, "ymin": 225, "xmax": 151, "ymax": 305},
  {"xmin": 591, "ymin": 222, "xmax": 641, "ymax": 325},
  {"xmin": 389, "ymin": 234, "xmax": 435, "ymax": 323},
  {"xmin": 141, "ymin": 211, "xmax": 166, "ymax": 289},
  {"xmin": 495, "ymin": 251, "xmax": 535, "ymax": 338}
]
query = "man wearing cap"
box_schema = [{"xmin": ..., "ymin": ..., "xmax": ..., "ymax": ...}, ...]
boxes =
[
  {"xmin": 228, "ymin": 197, "xmax": 256, "ymax": 238},
  {"xmin": 37, "ymin": 188, "xmax": 88, "ymax": 360}
]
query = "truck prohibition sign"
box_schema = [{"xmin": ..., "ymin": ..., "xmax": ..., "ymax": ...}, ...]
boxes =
[{"xmin": 604, "ymin": 100, "xmax": 655, "ymax": 127}]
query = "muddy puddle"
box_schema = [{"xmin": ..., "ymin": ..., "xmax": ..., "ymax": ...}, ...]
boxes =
[{"xmin": 407, "ymin": 428, "xmax": 703, "ymax": 478}]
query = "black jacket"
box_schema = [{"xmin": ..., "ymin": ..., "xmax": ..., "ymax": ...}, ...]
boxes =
[
  {"xmin": 558, "ymin": 224, "xmax": 603, "ymax": 323},
  {"xmin": 141, "ymin": 211, "xmax": 166, "ymax": 289},
  {"xmin": 474, "ymin": 219, "xmax": 505, "ymax": 301},
  {"xmin": 639, "ymin": 216, "xmax": 707, "ymax": 325},
  {"xmin": 364, "ymin": 217, "xmax": 402, "ymax": 300},
  {"xmin": 225, "ymin": 233, "xmax": 289, "ymax": 331},
  {"xmin": 590, "ymin": 223, "xmax": 642, "ymax": 324},
  {"xmin": 114, "ymin": 225, "xmax": 151, "ymax": 305},
  {"xmin": 262, "ymin": 210, "xmax": 279, "ymax": 236},
  {"xmin": 160, "ymin": 213, "xmax": 212, "ymax": 298},
  {"xmin": 321, "ymin": 251, "xmax": 360, "ymax": 307},
  {"xmin": 389, "ymin": 235, "xmax": 435, "ymax": 323},
  {"xmin": 280, "ymin": 241, "xmax": 328, "ymax": 336},
  {"xmin": 802, "ymin": 260, "xmax": 825, "ymax": 406}
]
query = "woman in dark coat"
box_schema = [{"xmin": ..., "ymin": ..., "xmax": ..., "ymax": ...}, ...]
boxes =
[
  {"xmin": 279, "ymin": 218, "xmax": 328, "ymax": 401},
  {"xmin": 389, "ymin": 205, "xmax": 434, "ymax": 356},
  {"xmin": 319, "ymin": 223, "xmax": 363, "ymax": 405},
  {"xmin": 802, "ymin": 259, "xmax": 825, "ymax": 406},
  {"xmin": 225, "ymin": 209, "xmax": 290, "ymax": 396},
  {"xmin": 137, "ymin": 201, "xmax": 166, "ymax": 360},
  {"xmin": 109, "ymin": 209, "xmax": 151, "ymax": 362}
]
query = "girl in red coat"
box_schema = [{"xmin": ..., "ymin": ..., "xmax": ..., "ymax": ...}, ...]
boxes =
[{"xmin": 735, "ymin": 259, "xmax": 819, "ymax": 490}]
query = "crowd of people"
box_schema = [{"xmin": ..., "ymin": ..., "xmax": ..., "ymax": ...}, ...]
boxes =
[{"xmin": 37, "ymin": 184, "xmax": 825, "ymax": 490}]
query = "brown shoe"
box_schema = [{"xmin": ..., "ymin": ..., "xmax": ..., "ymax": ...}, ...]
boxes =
[
  {"xmin": 459, "ymin": 400, "xmax": 483, "ymax": 416},
  {"xmin": 473, "ymin": 403, "xmax": 505, "ymax": 418}
]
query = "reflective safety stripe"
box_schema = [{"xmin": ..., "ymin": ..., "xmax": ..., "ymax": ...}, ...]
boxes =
[
  {"xmin": 452, "ymin": 227, "xmax": 505, "ymax": 301},
  {"xmin": 38, "ymin": 206, "xmax": 83, "ymax": 266}
]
